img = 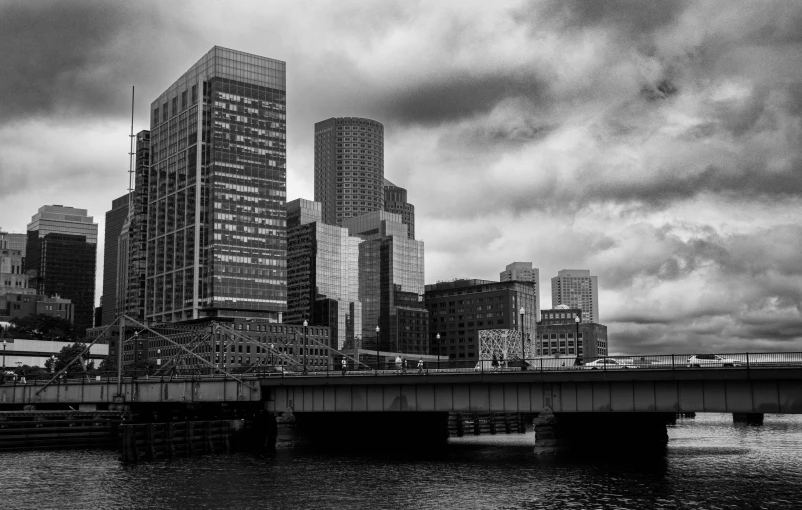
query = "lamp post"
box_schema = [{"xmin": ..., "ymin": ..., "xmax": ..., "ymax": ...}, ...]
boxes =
[
  {"xmin": 50, "ymin": 355, "xmax": 56, "ymax": 373},
  {"xmin": 436, "ymin": 333, "xmax": 441, "ymax": 370},
  {"xmin": 575, "ymin": 314, "xmax": 581, "ymax": 363},
  {"xmin": 2, "ymin": 339, "xmax": 6, "ymax": 371},
  {"xmin": 375, "ymin": 326, "xmax": 380, "ymax": 373},
  {"xmin": 519, "ymin": 306, "xmax": 526, "ymax": 371},
  {"xmin": 303, "ymin": 319, "xmax": 308, "ymax": 375}
]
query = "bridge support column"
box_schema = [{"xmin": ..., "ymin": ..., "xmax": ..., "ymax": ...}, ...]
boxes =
[
  {"xmin": 273, "ymin": 410, "xmax": 299, "ymax": 450},
  {"xmin": 534, "ymin": 410, "xmax": 671, "ymax": 456},
  {"xmin": 733, "ymin": 413, "xmax": 764, "ymax": 425}
]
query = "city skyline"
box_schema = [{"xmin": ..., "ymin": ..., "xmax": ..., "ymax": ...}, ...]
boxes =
[{"xmin": 1, "ymin": 1, "xmax": 801, "ymax": 354}]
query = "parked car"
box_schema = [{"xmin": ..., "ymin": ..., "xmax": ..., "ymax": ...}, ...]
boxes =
[
  {"xmin": 687, "ymin": 354, "xmax": 743, "ymax": 367},
  {"xmin": 584, "ymin": 358, "xmax": 639, "ymax": 369}
]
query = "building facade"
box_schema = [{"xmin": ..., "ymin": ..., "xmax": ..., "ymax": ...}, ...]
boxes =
[
  {"xmin": 0, "ymin": 292, "xmax": 74, "ymax": 323},
  {"xmin": 500, "ymin": 262, "xmax": 540, "ymax": 321},
  {"xmin": 551, "ymin": 269, "xmax": 599, "ymax": 324},
  {"xmin": 0, "ymin": 232, "xmax": 27, "ymax": 256},
  {"xmin": 314, "ymin": 117, "xmax": 384, "ymax": 227},
  {"xmin": 536, "ymin": 305, "xmax": 608, "ymax": 359},
  {"xmin": 285, "ymin": 199, "xmax": 362, "ymax": 350},
  {"xmin": 383, "ymin": 178, "xmax": 415, "ymax": 240},
  {"xmin": 25, "ymin": 205, "xmax": 98, "ymax": 333},
  {"xmin": 343, "ymin": 212, "xmax": 428, "ymax": 354},
  {"xmin": 146, "ymin": 46, "xmax": 287, "ymax": 324},
  {"xmin": 424, "ymin": 279, "xmax": 537, "ymax": 364},
  {"xmin": 101, "ymin": 194, "xmax": 129, "ymax": 325},
  {"xmin": 0, "ymin": 248, "xmax": 27, "ymax": 294}
]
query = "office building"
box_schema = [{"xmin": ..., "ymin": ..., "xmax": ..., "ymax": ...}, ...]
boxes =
[
  {"xmin": 0, "ymin": 248, "xmax": 27, "ymax": 294},
  {"xmin": 314, "ymin": 117, "xmax": 384, "ymax": 227},
  {"xmin": 0, "ymin": 232, "xmax": 27, "ymax": 256},
  {"xmin": 383, "ymin": 178, "xmax": 415, "ymax": 240},
  {"xmin": 101, "ymin": 194, "xmax": 129, "ymax": 325},
  {"xmin": 25, "ymin": 205, "xmax": 98, "ymax": 333},
  {"xmin": 146, "ymin": 46, "xmax": 287, "ymax": 323},
  {"xmin": 344, "ymin": 211, "xmax": 427, "ymax": 354},
  {"xmin": 537, "ymin": 305, "xmax": 607, "ymax": 357},
  {"xmin": 551, "ymin": 269, "xmax": 599, "ymax": 323},
  {"xmin": 500, "ymin": 262, "xmax": 540, "ymax": 320},
  {"xmin": 0, "ymin": 292, "xmax": 74, "ymax": 323},
  {"xmin": 424, "ymin": 279, "xmax": 537, "ymax": 363},
  {"xmin": 286, "ymin": 199, "xmax": 362, "ymax": 350},
  {"xmin": 117, "ymin": 130, "xmax": 151, "ymax": 323}
]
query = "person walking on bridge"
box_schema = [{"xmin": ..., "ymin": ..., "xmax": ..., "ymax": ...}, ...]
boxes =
[
  {"xmin": 417, "ymin": 357, "xmax": 424, "ymax": 374},
  {"xmin": 341, "ymin": 357, "xmax": 347, "ymax": 375}
]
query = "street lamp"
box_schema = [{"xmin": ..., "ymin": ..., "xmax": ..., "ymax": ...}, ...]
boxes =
[
  {"xmin": 575, "ymin": 314, "xmax": 582, "ymax": 364},
  {"xmin": 375, "ymin": 326, "xmax": 380, "ymax": 372},
  {"xmin": 436, "ymin": 333, "xmax": 441, "ymax": 370},
  {"xmin": 303, "ymin": 319, "xmax": 308, "ymax": 375},
  {"xmin": 2, "ymin": 339, "xmax": 6, "ymax": 371},
  {"xmin": 519, "ymin": 306, "xmax": 526, "ymax": 371},
  {"xmin": 50, "ymin": 355, "xmax": 56, "ymax": 374}
]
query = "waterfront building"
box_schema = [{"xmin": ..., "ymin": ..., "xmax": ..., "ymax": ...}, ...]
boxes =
[
  {"xmin": 537, "ymin": 305, "xmax": 607, "ymax": 358},
  {"xmin": 101, "ymin": 194, "xmax": 129, "ymax": 325},
  {"xmin": 0, "ymin": 231, "xmax": 27, "ymax": 256},
  {"xmin": 500, "ymin": 262, "xmax": 540, "ymax": 321},
  {"xmin": 424, "ymin": 279, "xmax": 537, "ymax": 364},
  {"xmin": 0, "ymin": 248, "xmax": 27, "ymax": 295},
  {"xmin": 25, "ymin": 205, "xmax": 98, "ymax": 333},
  {"xmin": 0, "ymin": 292, "xmax": 74, "ymax": 323},
  {"xmin": 383, "ymin": 179, "xmax": 415, "ymax": 240},
  {"xmin": 314, "ymin": 117, "xmax": 384, "ymax": 227},
  {"xmin": 343, "ymin": 211, "xmax": 427, "ymax": 354},
  {"xmin": 145, "ymin": 46, "xmax": 287, "ymax": 324},
  {"xmin": 285, "ymin": 199, "xmax": 361, "ymax": 350},
  {"xmin": 551, "ymin": 269, "xmax": 599, "ymax": 324}
]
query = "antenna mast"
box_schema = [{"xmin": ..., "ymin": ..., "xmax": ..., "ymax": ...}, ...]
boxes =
[{"xmin": 128, "ymin": 86, "xmax": 135, "ymax": 206}]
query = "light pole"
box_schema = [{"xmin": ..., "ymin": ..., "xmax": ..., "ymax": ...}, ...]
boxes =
[
  {"xmin": 2, "ymin": 339, "xmax": 6, "ymax": 371},
  {"xmin": 375, "ymin": 325, "xmax": 380, "ymax": 372},
  {"xmin": 519, "ymin": 306, "xmax": 526, "ymax": 371},
  {"xmin": 436, "ymin": 333, "xmax": 441, "ymax": 370},
  {"xmin": 575, "ymin": 314, "xmax": 582, "ymax": 364},
  {"xmin": 303, "ymin": 319, "xmax": 308, "ymax": 375}
]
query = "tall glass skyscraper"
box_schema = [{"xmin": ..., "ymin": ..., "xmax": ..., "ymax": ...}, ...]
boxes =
[
  {"xmin": 146, "ymin": 46, "xmax": 287, "ymax": 323},
  {"xmin": 383, "ymin": 178, "xmax": 415, "ymax": 240},
  {"xmin": 25, "ymin": 205, "xmax": 98, "ymax": 333},
  {"xmin": 101, "ymin": 194, "xmax": 129, "ymax": 325},
  {"xmin": 551, "ymin": 269, "xmax": 599, "ymax": 324},
  {"xmin": 314, "ymin": 117, "xmax": 384, "ymax": 227}
]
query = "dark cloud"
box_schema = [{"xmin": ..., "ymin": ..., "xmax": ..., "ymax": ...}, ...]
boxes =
[{"xmin": 0, "ymin": 1, "xmax": 192, "ymax": 123}]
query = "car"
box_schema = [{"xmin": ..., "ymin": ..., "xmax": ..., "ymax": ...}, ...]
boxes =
[
  {"xmin": 583, "ymin": 358, "xmax": 638, "ymax": 369},
  {"xmin": 687, "ymin": 354, "xmax": 743, "ymax": 367}
]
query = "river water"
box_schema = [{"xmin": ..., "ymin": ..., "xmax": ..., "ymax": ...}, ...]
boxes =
[{"xmin": 1, "ymin": 413, "xmax": 801, "ymax": 509}]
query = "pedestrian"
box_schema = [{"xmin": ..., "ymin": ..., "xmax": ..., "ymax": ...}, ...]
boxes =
[
  {"xmin": 499, "ymin": 353, "xmax": 505, "ymax": 369},
  {"xmin": 395, "ymin": 355, "xmax": 402, "ymax": 373},
  {"xmin": 492, "ymin": 353, "xmax": 499, "ymax": 371},
  {"xmin": 417, "ymin": 357, "xmax": 424, "ymax": 374},
  {"xmin": 402, "ymin": 358, "xmax": 408, "ymax": 374},
  {"xmin": 341, "ymin": 357, "xmax": 347, "ymax": 375}
]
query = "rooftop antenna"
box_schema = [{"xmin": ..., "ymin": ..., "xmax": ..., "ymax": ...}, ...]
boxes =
[{"xmin": 128, "ymin": 86, "xmax": 135, "ymax": 206}]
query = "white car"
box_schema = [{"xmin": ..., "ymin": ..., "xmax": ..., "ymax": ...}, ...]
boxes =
[
  {"xmin": 584, "ymin": 358, "xmax": 638, "ymax": 369},
  {"xmin": 687, "ymin": 354, "xmax": 743, "ymax": 367}
]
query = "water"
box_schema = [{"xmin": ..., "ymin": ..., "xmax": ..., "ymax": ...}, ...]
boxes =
[{"xmin": 2, "ymin": 413, "xmax": 801, "ymax": 509}]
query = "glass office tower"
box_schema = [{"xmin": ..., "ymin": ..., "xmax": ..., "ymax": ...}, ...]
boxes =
[
  {"xmin": 383, "ymin": 178, "xmax": 415, "ymax": 240},
  {"xmin": 101, "ymin": 194, "xmax": 129, "ymax": 325},
  {"xmin": 146, "ymin": 47, "xmax": 287, "ymax": 323},
  {"xmin": 25, "ymin": 205, "xmax": 98, "ymax": 333}
]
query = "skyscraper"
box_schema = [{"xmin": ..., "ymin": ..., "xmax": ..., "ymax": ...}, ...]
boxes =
[
  {"xmin": 146, "ymin": 46, "xmax": 287, "ymax": 323},
  {"xmin": 383, "ymin": 178, "xmax": 415, "ymax": 240},
  {"xmin": 25, "ymin": 205, "xmax": 98, "ymax": 332},
  {"xmin": 551, "ymin": 269, "xmax": 599, "ymax": 323},
  {"xmin": 314, "ymin": 117, "xmax": 384, "ymax": 227},
  {"xmin": 286, "ymin": 199, "xmax": 362, "ymax": 350},
  {"xmin": 343, "ymin": 211, "xmax": 427, "ymax": 354},
  {"xmin": 101, "ymin": 194, "xmax": 129, "ymax": 325},
  {"xmin": 500, "ymin": 262, "xmax": 540, "ymax": 320}
]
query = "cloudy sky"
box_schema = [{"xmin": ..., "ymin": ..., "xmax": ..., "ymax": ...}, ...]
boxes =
[{"xmin": 1, "ymin": 0, "xmax": 801, "ymax": 354}]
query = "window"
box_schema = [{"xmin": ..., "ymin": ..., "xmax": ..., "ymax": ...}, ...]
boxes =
[{"xmin": 182, "ymin": 90, "xmax": 187, "ymax": 110}]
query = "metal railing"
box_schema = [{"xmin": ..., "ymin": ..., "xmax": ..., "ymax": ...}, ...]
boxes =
[{"xmin": 2, "ymin": 352, "xmax": 801, "ymax": 385}]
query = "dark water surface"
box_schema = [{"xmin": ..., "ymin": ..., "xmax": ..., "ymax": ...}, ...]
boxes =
[{"xmin": 1, "ymin": 413, "xmax": 801, "ymax": 509}]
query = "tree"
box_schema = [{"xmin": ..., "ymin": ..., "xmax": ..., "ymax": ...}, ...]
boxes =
[
  {"xmin": 8, "ymin": 314, "xmax": 77, "ymax": 341},
  {"xmin": 44, "ymin": 343, "xmax": 95, "ymax": 378}
]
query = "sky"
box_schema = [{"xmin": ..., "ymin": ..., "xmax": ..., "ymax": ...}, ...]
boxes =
[{"xmin": 1, "ymin": 0, "xmax": 801, "ymax": 355}]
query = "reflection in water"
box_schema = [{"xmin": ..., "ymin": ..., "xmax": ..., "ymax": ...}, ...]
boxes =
[{"xmin": 1, "ymin": 414, "xmax": 801, "ymax": 509}]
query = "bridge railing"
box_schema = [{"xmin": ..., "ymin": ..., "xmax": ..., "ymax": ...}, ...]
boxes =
[{"xmin": 2, "ymin": 352, "xmax": 802, "ymax": 385}]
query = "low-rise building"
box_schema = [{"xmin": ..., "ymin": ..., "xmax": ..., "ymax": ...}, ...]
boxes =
[
  {"xmin": 536, "ymin": 305, "xmax": 608, "ymax": 358},
  {"xmin": 0, "ymin": 292, "xmax": 75, "ymax": 323}
]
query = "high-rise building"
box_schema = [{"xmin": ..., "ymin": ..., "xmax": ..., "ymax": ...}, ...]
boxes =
[
  {"xmin": 0, "ymin": 248, "xmax": 27, "ymax": 294},
  {"xmin": 101, "ymin": 194, "xmax": 129, "ymax": 325},
  {"xmin": 0, "ymin": 232, "xmax": 27, "ymax": 256},
  {"xmin": 500, "ymin": 262, "xmax": 540, "ymax": 320},
  {"xmin": 25, "ymin": 205, "xmax": 98, "ymax": 333},
  {"xmin": 551, "ymin": 269, "xmax": 599, "ymax": 323},
  {"xmin": 314, "ymin": 117, "xmax": 384, "ymax": 227},
  {"xmin": 424, "ymin": 279, "xmax": 537, "ymax": 364},
  {"xmin": 285, "ymin": 199, "xmax": 361, "ymax": 350},
  {"xmin": 383, "ymin": 178, "xmax": 415, "ymax": 240},
  {"xmin": 146, "ymin": 46, "xmax": 287, "ymax": 323},
  {"xmin": 343, "ymin": 211, "xmax": 428, "ymax": 354},
  {"xmin": 117, "ymin": 130, "xmax": 151, "ymax": 322}
]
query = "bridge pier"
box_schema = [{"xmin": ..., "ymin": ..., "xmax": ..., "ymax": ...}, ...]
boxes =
[
  {"xmin": 534, "ymin": 409, "xmax": 672, "ymax": 456},
  {"xmin": 733, "ymin": 413, "xmax": 764, "ymax": 425}
]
